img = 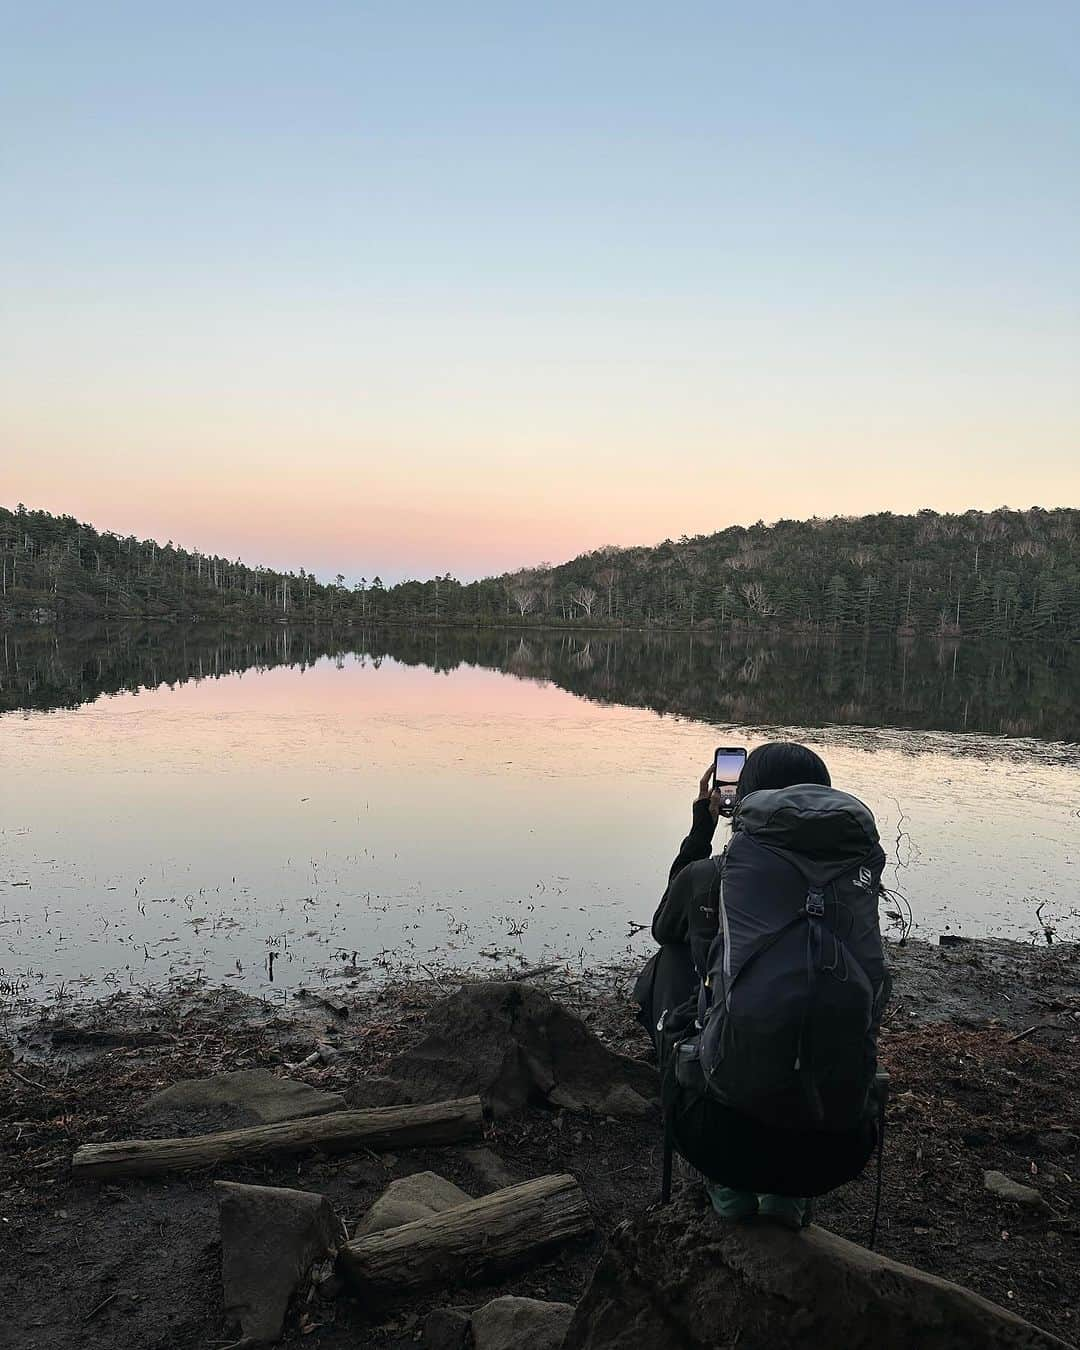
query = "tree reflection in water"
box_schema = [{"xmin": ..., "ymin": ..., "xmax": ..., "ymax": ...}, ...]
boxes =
[{"xmin": 1, "ymin": 624, "xmax": 1077, "ymax": 744}]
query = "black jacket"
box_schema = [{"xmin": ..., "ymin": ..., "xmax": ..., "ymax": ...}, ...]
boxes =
[{"xmin": 651, "ymin": 799, "xmax": 724, "ymax": 981}]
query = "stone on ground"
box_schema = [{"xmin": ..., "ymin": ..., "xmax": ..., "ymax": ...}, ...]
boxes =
[
  {"xmin": 471, "ymin": 1295, "xmax": 575, "ymax": 1350},
  {"xmin": 387, "ymin": 981, "xmax": 657, "ymax": 1118},
  {"xmin": 353, "ymin": 1170, "xmax": 473, "ymax": 1237},
  {"xmin": 984, "ymin": 1170, "xmax": 1049, "ymax": 1208},
  {"xmin": 215, "ymin": 1181, "xmax": 347, "ymax": 1345},
  {"xmin": 142, "ymin": 1066, "xmax": 345, "ymax": 1125},
  {"xmin": 562, "ymin": 1190, "xmax": 1075, "ymax": 1350},
  {"xmin": 422, "ymin": 1306, "xmax": 472, "ymax": 1350},
  {"xmin": 462, "ymin": 1145, "xmax": 518, "ymax": 1191}
]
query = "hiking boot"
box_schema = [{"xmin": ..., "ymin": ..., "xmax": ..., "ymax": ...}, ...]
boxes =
[
  {"xmin": 706, "ymin": 1185, "xmax": 758, "ymax": 1221},
  {"xmin": 757, "ymin": 1194, "xmax": 811, "ymax": 1230}
]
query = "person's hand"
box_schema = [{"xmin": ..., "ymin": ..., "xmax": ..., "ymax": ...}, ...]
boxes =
[{"xmin": 696, "ymin": 765, "xmax": 726, "ymax": 824}]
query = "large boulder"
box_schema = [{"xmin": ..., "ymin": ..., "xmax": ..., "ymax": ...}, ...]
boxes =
[
  {"xmin": 387, "ymin": 981, "xmax": 657, "ymax": 1118},
  {"xmin": 471, "ymin": 1295, "xmax": 575, "ymax": 1350},
  {"xmin": 143, "ymin": 1067, "xmax": 345, "ymax": 1127},
  {"xmin": 563, "ymin": 1191, "xmax": 1075, "ymax": 1350},
  {"xmin": 216, "ymin": 1181, "xmax": 347, "ymax": 1344},
  {"xmin": 353, "ymin": 1171, "xmax": 473, "ymax": 1237}
]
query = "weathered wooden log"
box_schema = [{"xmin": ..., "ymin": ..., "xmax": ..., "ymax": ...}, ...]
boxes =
[
  {"xmin": 71, "ymin": 1096, "xmax": 483, "ymax": 1180},
  {"xmin": 339, "ymin": 1173, "xmax": 592, "ymax": 1294}
]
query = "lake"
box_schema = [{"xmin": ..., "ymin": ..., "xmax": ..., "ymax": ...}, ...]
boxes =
[{"xmin": 1, "ymin": 625, "xmax": 1078, "ymax": 1004}]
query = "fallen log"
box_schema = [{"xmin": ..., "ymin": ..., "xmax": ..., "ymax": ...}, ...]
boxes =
[
  {"xmin": 71, "ymin": 1095, "xmax": 483, "ymax": 1180},
  {"xmin": 339, "ymin": 1172, "xmax": 592, "ymax": 1294}
]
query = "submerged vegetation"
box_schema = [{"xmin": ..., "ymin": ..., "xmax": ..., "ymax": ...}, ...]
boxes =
[{"xmin": 3, "ymin": 502, "xmax": 1079, "ymax": 639}]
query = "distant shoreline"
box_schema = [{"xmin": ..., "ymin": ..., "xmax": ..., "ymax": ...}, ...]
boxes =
[{"xmin": 5, "ymin": 612, "xmax": 1079, "ymax": 644}]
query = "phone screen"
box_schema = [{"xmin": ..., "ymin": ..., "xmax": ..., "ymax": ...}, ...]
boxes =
[{"xmin": 714, "ymin": 747, "xmax": 747, "ymax": 786}]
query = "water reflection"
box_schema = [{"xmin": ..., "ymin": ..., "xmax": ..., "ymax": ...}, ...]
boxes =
[
  {"xmin": 1, "ymin": 623, "xmax": 1078, "ymax": 1001},
  {"xmin": 3, "ymin": 624, "xmax": 1078, "ymax": 742}
]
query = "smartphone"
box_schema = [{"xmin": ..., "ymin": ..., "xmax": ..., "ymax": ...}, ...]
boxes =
[{"xmin": 713, "ymin": 746, "xmax": 747, "ymax": 815}]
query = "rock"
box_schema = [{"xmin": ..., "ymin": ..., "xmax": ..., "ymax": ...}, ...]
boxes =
[
  {"xmin": 387, "ymin": 982, "xmax": 658, "ymax": 1118},
  {"xmin": 471, "ymin": 1296, "xmax": 575, "ymax": 1350},
  {"xmin": 984, "ymin": 1170, "xmax": 1049, "ymax": 1208},
  {"xmin": 598, "ymin": 1083, "xmax": 652, "ymax": 1117},
  {"xmin": 353, "ymin": 1170, "xmax": 473, "ymax": 1237},
  {"xmin": 562, "ymin": 1190, "xmax": 1075, "ymax": 1349},
  {"xmin": 348, "ymin": 1074, "xmax": 404, "ymax": 1109},
  {"xmin": 462, "ymin": 1146, "xmax": 518, "ymax": 1192},
  {"xmin": 215, "ymin": 1181, "xmax": 347, "ymax": 1344},
  {"xmin": 422, "ymin": 1306, "xmax": 472, "ymax": 1350},
  {"xmin": 142, "ymin": 1067, "xmax": 345, "ymax": 1126}
]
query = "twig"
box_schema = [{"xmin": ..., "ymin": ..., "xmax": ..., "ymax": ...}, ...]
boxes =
[
  {"xmin": 5, "ymin": 1066, "xmax": 46, "ymax": 1093},
  {"xmin": 509, "ymin": 964, "xmax": 560, "ymax": 982},
  {"xmin": 84, "ymin": 1292, "xmax": 117, "ymax": 1321},
  {"xmin": 285, "ymin": 1051, "xmax": 321, "ymax": 1071},
  {"xmin": 1005, "ymin": 1024, "xmax": 1059, "ymax": 1045}
]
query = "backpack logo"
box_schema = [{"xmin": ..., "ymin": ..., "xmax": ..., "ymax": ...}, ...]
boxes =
[{"xmin": 854, "ymin": 867, "xmax": 873, "ymax": 890}]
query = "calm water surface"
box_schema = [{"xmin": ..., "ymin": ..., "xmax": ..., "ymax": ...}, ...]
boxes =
[{"xmin": 1, "ymin": 627, "xmax": 1077, "ymax": 1003}]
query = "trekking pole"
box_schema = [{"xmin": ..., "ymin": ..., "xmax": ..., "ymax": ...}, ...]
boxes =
[
  {"xmin": 868, "ymin": 1069, "xmax": 890, "ymax": 1249},
  {"xmin": 661, "ymin": 1117, "xmax": 673, "ymax": 1205}
]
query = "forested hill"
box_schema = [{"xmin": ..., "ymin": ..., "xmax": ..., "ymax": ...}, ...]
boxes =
[
  {"xmin": 531, "ymin": 507, "xmax": 1080, "ymax": 639},
  {"xmin": 2, "ymin": 502, "xmax": 1078, "ymax": 639}
]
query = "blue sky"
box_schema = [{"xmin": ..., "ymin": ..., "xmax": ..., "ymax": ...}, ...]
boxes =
[{"xmin": 3, "ymin": 3, "xmax": 1078, "ymax": 579}]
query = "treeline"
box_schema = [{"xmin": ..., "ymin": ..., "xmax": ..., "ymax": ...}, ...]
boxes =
[
  {"xmin": 2, "ymin": 502, "xmax": 1079, "ymax": 639},
  {"xmin": 0, "ymin": 504, "xmax": 358, "ymax": 625},
  {"xmin": 490, "ymin": 507, "xmax": 1080, "ymax": 640}
]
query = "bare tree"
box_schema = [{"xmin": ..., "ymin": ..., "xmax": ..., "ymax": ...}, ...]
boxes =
[
  {"xmin": 594, "ymin": 566, "xmax": 619, "ymax": 618},
  {"xmin": 511, "ymin": 587, "xmax": 537, "ymax": 618},
  {"xmin": 569, "ymin": 586, "xmax": 598, "ymax": 618},
  {"xmin": 740, "ymin": 581, "xmax": 776, "ymax": 616}
]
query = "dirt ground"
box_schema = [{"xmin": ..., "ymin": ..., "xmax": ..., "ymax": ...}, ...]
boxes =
[{"xmin": 1, "ymin": 937, "xmax": 1078, "ymax": 1350}]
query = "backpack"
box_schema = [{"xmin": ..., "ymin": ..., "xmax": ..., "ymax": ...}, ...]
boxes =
[{"xmin": 697, "ymin": 783, "xmax": 887, "ymax": 1132}]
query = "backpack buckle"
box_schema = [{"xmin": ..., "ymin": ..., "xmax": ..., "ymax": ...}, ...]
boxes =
[{"xmin": 805, "ymin": 888, "xmax": 825, "ymax": 917}]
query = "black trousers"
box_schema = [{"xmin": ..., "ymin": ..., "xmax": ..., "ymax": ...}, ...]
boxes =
[{"xmin": 634, "ymin": 945, "xmax": 877, "ymax": 1197}]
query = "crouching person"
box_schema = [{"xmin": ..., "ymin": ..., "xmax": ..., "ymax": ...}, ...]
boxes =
[{"xmin": 634, "ymin": 742, "xmax": 890, "ymax": 1228}]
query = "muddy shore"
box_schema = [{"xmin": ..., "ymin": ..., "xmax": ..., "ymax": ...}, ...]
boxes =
[{"xmin": 2, "ymin": 936, "xmax": 1078, "ymax": 1349}]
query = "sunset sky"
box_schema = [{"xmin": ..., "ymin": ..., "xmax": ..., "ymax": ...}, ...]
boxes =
[{"xmin": 4, "ymin": 3, "xmax": 1078, "ymax": 582}]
